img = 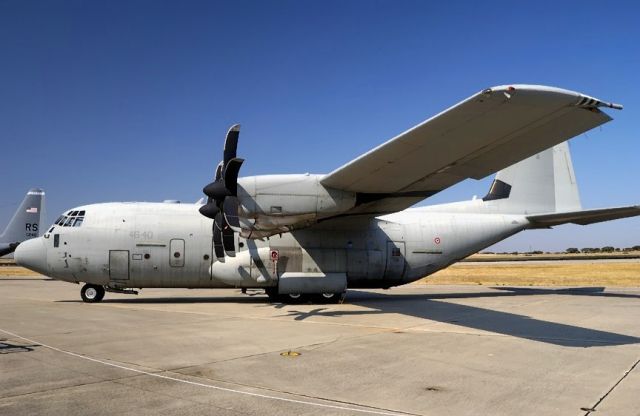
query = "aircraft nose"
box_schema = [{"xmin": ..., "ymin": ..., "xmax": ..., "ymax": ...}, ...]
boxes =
[{"xmin": 14, "ymin": 237, "xmax": 48, "ymax": 275}]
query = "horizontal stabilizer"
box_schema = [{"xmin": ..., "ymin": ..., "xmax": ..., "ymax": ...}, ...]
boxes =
[{"xmin": 527, "ymin": 206, "xmax": 640, "ymax": 228}]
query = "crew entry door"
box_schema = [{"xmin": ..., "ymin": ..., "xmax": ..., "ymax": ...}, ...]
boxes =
[
  {"xmin": 383, "ymin": 241, "xmax": 405, "ymax": 279},
  {"xmin": 109, "ymin": 250, "xmax": 130, "ymax": 280}
]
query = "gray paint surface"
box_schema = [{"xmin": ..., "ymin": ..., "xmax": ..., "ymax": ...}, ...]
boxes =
[{"xmin": 0, "ymin": 188, "xmax": 45, "ymax": 257}]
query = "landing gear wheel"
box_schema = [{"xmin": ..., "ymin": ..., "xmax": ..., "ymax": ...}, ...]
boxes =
[
  {"xmin": 313, "ymin": 292, "xmax": 346, "ymax": 304},
  {"xmin": 81, "ymin": 284, "xmax": 105, "ymax": 303},
  {"xmin": 264, "ymin": 289, "xmax": 311, "ymax": 304}
]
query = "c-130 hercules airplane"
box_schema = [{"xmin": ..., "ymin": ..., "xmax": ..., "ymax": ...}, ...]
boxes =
[{"xmin": 15, "ymin": 85, "xmax": 640, "ymax": 303}]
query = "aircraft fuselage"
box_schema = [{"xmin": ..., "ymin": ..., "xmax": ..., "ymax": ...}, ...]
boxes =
[{"xmin": 24, "ymin": 202, "xmax": 528, "ymax": 291}]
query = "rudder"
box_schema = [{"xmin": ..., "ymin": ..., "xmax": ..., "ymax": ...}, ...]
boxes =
[
  {"xmin": 1, "ymin": 188, "xmax": 46, "ymax": 244},
  {"xmin": 482, "ymin": 142, "xmax": 581, "ymax": 214}
]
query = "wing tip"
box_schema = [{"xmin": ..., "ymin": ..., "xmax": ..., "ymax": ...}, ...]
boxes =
[{"xmin": 485, "ymin": 84, "xmax": 622, "ymax": 110}]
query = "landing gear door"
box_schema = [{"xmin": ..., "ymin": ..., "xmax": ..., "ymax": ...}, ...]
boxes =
[
  {"xmin": 384, "ymin": 241, "xmax": 405, "ymax": 279},
  {"xmin": 109, "ymin": 250, "xmax": 130, "ymax": 280}
]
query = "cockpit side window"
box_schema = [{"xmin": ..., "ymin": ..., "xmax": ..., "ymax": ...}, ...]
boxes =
[{"xmin": 55, "ymin": 210, "xmax": 87, "ymax": 228}]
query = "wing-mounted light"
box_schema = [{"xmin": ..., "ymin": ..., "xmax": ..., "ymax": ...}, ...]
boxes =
[{"xmin": 199, "ymin": 124, "xmax": 245, "ymax": 260}]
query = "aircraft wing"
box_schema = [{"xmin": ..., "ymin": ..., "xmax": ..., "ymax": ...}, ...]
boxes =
[
  {"xmin": 320, "ymin": 85, "xmax": 621, "ymax": 215},
  {"xmin": 527, "ymin": 206, "xmax": 640, "ymax": 228}
]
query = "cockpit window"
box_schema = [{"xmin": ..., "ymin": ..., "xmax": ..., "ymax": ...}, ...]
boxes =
[{"xmin": 55, "ymin": 210, "xmax": 87, "ymax": 228}]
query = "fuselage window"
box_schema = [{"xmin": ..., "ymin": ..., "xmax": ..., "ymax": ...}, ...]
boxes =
[{"xmin": 54, "ymin": 211, "xmax": 87, "ymax": 228}]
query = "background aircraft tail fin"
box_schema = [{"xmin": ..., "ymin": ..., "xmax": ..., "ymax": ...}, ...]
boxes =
[
  {"xmin": 0, "ymin": 188, "xmax": 45, "ymax": 249},
  {"xmin": 484, "ymin": 142, "xmax": 582, "ymax": 214}
]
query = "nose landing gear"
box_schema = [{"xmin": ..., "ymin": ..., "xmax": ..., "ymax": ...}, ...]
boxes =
[{"xmin": 80, "ymin": 284, "xmax": 105, "ymax": 303}]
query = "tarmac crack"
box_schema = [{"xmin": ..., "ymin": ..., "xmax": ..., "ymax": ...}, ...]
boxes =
[{"xmin": 581, "ymin": 358, "xmax": 640, "ymax": 415}]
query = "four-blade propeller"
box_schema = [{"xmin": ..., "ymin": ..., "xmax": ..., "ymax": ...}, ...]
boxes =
[{"xmin": 199, "ymin": 124, "xmax": 244, "ymax": 259}]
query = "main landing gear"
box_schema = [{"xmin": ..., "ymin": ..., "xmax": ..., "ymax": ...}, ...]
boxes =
[
  {"xmin": 80, "ymin": 284, "xmax": 105, "ymax": 303},
  {"xmin": 265, "ymin": 288, "xmax": 346, "ymax": 304}
]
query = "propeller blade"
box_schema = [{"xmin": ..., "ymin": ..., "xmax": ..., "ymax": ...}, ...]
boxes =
[
  {"xmin": 223, "ymin": 124, "xmax": 240, "ymax": 166},
  {"xmin": 223, "ymin": 158, "xmax": 244, "ymax": 196},
  {"xmin": 214, "ymin": 161, "xmax": 223, "ymax": 182},
  {"xmin": 200, "ymin": 124, "xmax": 244, "ymax": 257},
  {"xmin": 203, "ymin": 180, "xmax": 230, "ymax": 201},
  {"xmin": 222, "ymin": 225, "xmax": 235, "ymax": 256},
  {"xmin": 213, "ymin": 214, "xmax": 225, "ymax": 259},
  {"xmin": 223, "ymin": 196, "xmax": 240, "ymax": 229},
  {"xmin": 199, "ymin": 202, "xmax": 220, "ymax": 219}
]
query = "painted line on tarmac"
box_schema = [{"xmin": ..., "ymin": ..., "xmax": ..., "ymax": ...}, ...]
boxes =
[{"xmin": 0, "ymin": 328, "xmax": 411, "ymax": 416}]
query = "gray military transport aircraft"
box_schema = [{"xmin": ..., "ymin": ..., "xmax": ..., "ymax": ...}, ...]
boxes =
[
  {"xmin": 1, "ymin": 188, "xmax": 45, "ymax": 257},
  {"xmin": 14, "ymin": 85, "xmax": 640, "ymax": 303}
]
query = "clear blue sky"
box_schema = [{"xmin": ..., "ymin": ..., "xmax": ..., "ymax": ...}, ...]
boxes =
[{"xmin": 1, "ymin": 0, "xmax": 639, "ymax": 251}]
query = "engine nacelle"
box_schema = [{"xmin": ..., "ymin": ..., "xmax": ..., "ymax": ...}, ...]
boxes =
[{"xmin": 236, "ymin": 174, "xmax": 356, "ymax": 237}]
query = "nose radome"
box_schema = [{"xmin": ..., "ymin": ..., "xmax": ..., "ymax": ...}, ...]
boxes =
[{"xmin": 15, "ymin": 237, "xmax": 48, "ymax": 275}]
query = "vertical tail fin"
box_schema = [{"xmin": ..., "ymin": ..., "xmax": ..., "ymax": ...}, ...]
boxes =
[
  {"xmin": 0, "ymin": 188, "xmax": 45, "ymax": 248},
  {"xmin": 483, "ymin": 142, "xmax": 581, "ymax": 214}
]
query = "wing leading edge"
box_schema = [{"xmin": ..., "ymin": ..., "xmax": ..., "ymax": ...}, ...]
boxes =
[{"xmin": 321, "ymin": 85, "xmax": 621, "ymax": 215}]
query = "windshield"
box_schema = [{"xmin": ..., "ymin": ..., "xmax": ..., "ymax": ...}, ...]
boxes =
[{"xmin": 54, "ymin": 210, "xmax": 86, "ymax": 228}]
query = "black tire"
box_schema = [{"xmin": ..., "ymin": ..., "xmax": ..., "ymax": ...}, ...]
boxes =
[
  {"xmin": 313, "ymin": 292, "xmax": 346, "ymax": 304},
  {"xmin": 81, "ymin": 284, "xmax": 105, "ymax": 303},
  {"xmin": 265, "ymin": 290, "xmax": 310, "ymax": 304}
]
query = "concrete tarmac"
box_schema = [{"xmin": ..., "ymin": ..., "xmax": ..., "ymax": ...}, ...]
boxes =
[{"xmin": 1, "ymin": 276, "xmax": 639, "ymax": 416}]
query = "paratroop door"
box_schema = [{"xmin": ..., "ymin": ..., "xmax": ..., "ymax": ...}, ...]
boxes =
[
  {"xmin": 383, "ymin": 241, "xmax": 405, "ymax": 279},
  {"xmin": 109, "ymin": 250, "xmax": 130, "ymax": 280}
]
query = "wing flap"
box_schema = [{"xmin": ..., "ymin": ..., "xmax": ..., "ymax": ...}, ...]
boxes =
[
  {"xmin": 321, "ymin": 85, "xmax": 616, "ymax": 198},
  {"xmin": 527, "ymin": 206, "xmax": 640, "ymax": 228}
]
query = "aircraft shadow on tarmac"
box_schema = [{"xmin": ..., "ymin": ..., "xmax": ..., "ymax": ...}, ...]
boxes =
[
  {"xmin": 0, "ymin": 339, "xmax": 39, "ymax": 354},
  {"xmin": 58, "ymin": 287, "xmax": 640, "ymax": 348},
  {"xmin": 274, "ymin": 288, "xmax": 640, "ymax": 348}
]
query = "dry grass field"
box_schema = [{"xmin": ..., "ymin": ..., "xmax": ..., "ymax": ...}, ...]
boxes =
[
  {"xmin": 0, "ymin": 266, "xmax": 43, "ymax": 277},
  {"xmin": 2, "ymin": 260, "xmax": 640, "ymax": 286},
  {"xmin": 423, "ymin": 262, "xmax": 640, "ymax": 286}
]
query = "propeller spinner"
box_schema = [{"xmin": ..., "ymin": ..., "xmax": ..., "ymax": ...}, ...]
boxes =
[{"xmin": 199, "ymin": 124, "xmax": 244, "ymax": 259}]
